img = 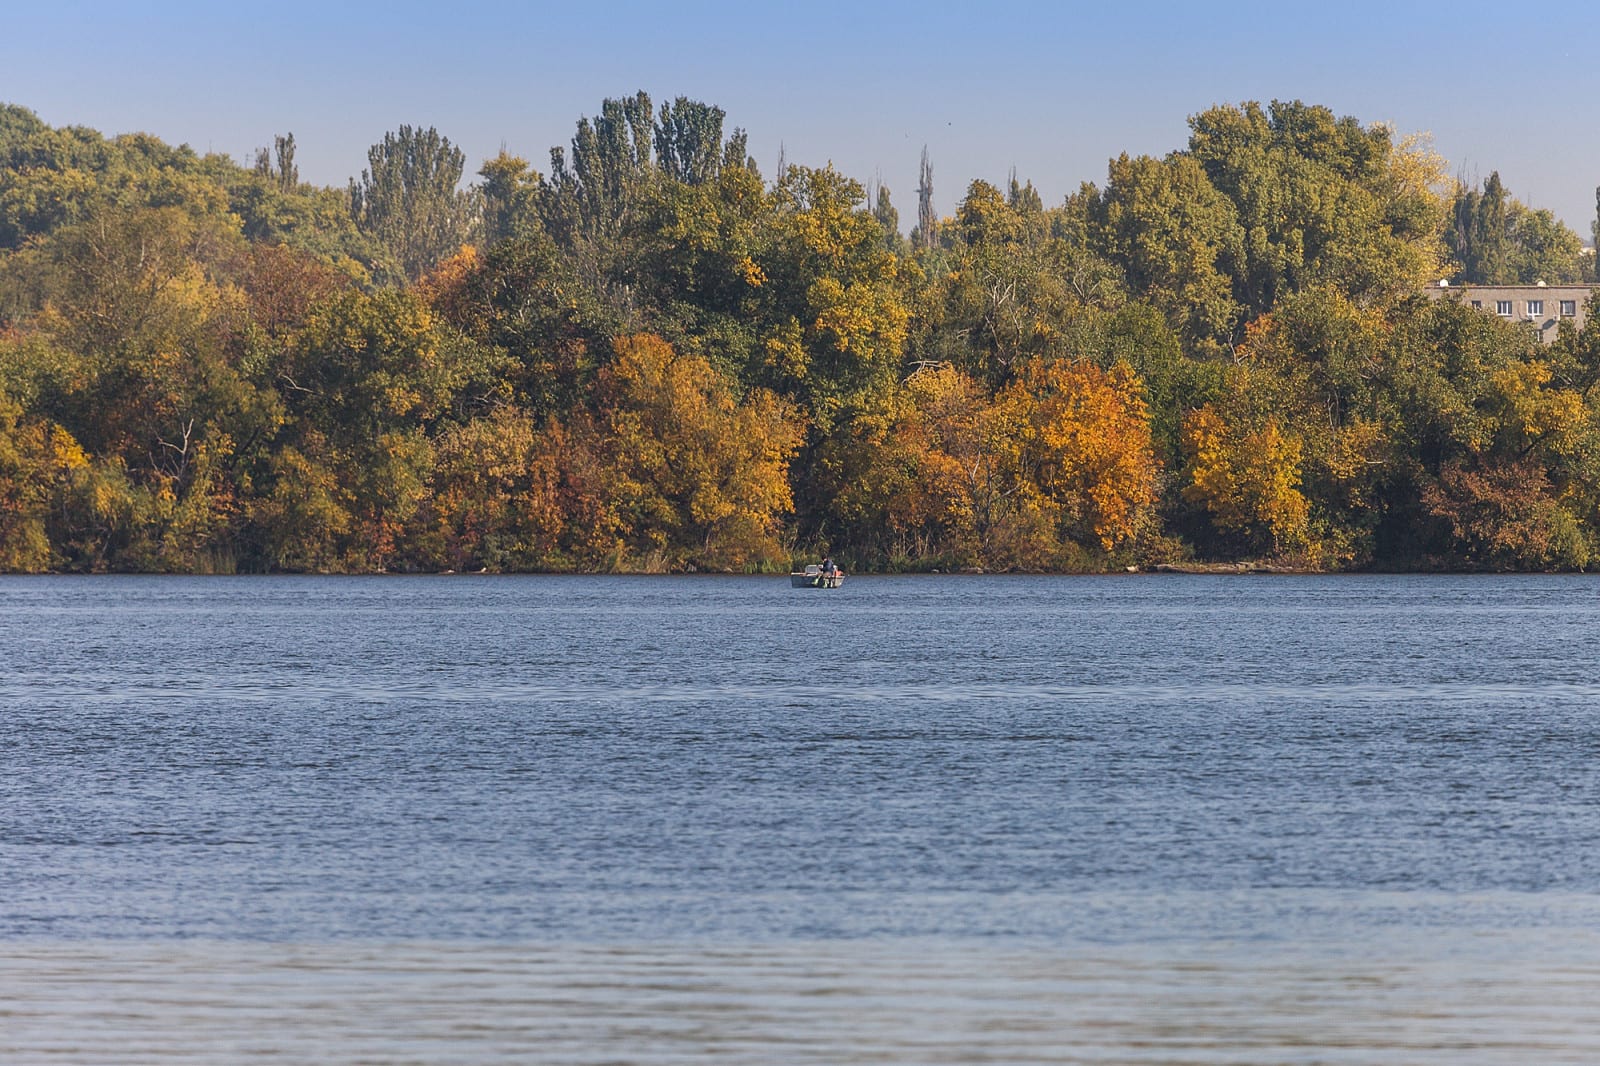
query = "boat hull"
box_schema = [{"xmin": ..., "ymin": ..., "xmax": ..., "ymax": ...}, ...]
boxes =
[{"xmin": 790, "ymin": 573, "xmax": 844, "ymax": 588}]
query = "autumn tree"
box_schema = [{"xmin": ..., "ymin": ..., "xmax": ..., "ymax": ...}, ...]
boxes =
[
  {"xmin": 758, "ymin": 164, "xmax": 910, "ymax": 432},
  {"xmin": 1181, "ymin": 400, "xmax": 1311, "ymax": 558},
  {"xmin": 1420, "ymin": 459, "xmax": 1588, "ymax": 570},
  {"xmin": 413, "ymin": 407, "xmax": 620, "ymax": 572},
  {"xmin": 805, "ymin": 385, "xmax": 937, "ymax": 566},
  {"xmin": 5, "ymin": 202, "xmax": 273, "ymax": 570},
  {"xmin": 595, "ymin": 334, "xmax": 800, "ymax": 570},
  {"xmin": 897, "ymin": 363, "xmax": 1047, "ymax": 568},
  {"xmin": 1219, "ymin": 294, "xmax": 1397, "ymax": 565},
  {"xmin": 478, "ymin": 151, "xmax": 544, "ymax": 248},
  {"xmin": 259, "ymin": 289, "xmax": 493, "ymax": 570},
  {"xmin": 0, "ymin": 387, "xmax": 56, "ymax": 570},
  {"xmin": 1399, "ymin": 307, "xmax": 1597, "ymax": 569},
  {"xmin": 1010, "ymin": 358, "xmax": 1158, "ymax": 554}
]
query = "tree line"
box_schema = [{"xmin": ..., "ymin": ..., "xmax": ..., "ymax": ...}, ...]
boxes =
[{"xmin": 4, "ymin": 95, "xmax": 1600, "ymax": 574}]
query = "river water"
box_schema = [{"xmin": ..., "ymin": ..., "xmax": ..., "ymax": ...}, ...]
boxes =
[{"xmin": 4, "ymin": 574, "xmax": 1600, "ymax": 1063}]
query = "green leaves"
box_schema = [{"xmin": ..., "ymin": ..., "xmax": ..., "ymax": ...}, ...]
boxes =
[
  {"xmin": 351, "ymin": 125, "xmax": 479, "ymax": 283},
  {"xmin": 8, "ymin": 94, "xmax": 1600, "ymax": 573},
  {"xmin": 1447, "ymin": 172, "xmax": 1588, "ymax": 285},
  {"xmin": 1093, "ymin": 151, "xmax": 1244, "ymax": 356}
]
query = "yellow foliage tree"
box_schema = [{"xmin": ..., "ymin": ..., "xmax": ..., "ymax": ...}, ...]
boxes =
[
  {"xmin": 151, "ymin": 434, "xmax": 239, "ymax": 572},
  {"xmin": 0, "ymin": 392, "xmax": 55, "ymax": 571},
  {"xmin": 1009, "ymin": 359, "xmax": 1158, "ymax": 552},
  {"xmin": 418, "ymin": 408, "xmax": 621, "ymax": 572},
  {"xmin": 1486, "ymin": 360, "xmax": 1588, "ymax": 460},
  {"xmin": 765, "ymin": 165, "xmax": 910, "ymax": 430},
  {"xmin": 251, "ymin": 437, "xmax": 352, "ymax": 572},
  {"xmin": 1181, "ymin": 404, "xmax": 1310, "ymax": 555},
  {"xmin": 825, "ymin": 360, "xmax": 1157, "ymax": 570},
  {"xmin": 600, "ymin": 334, "xmax": 800, "ymax": 570}
]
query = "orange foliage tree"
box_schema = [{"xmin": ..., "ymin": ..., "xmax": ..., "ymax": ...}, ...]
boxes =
[
  {"xmin": 1420, "ymin": 458, "xmax": 1588, "ymax": 570},
  {"xmin": 1009, "ymin": 359, "xmax": 1158, "ymax": 553},
  {"xmin": 829, "ymin": 359, "xmax": 1157, "ymax": 570},
  {"xmin": 414, "ymin": 409, "xmax": 620, "ymax": 572},
  {"xmin": 597, "ymin": 334, "xmax": 801, "ymax": 571},
  {"xmin": 1181, "ymin": 404, "xmax": 1310, "ymax": 556},
  {"xmin": 895, "ymin": 363, "xmax": 1053, "ymax": 569}
]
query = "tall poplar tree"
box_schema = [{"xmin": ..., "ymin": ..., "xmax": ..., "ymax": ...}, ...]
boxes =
[
  {"xmin": 914, "ymin": 146, "xmax": 937, "ymax": 250},
  {"xmin": 545, "ymin": 91, "xmax": 655, "ymax": 250},
  {"xmin": 1470, "ymin": 171, "xmax": 1511, "ymax": 283},
  {"xmin": 1593, "ymin": 185, "xmax": 1600, "ymax": 270},
  {"xmin": 350, "ymin": 125, "xmax": 478, "ymax": 282},
  {"xmin": 654, "ymin": 97, "xmax": 746, "ymax": 185}
]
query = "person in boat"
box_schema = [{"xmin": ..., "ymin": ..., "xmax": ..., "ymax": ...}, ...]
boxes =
[{"xmin": 821, "ymin": 555, "xmax": 839, "ymax": 578}]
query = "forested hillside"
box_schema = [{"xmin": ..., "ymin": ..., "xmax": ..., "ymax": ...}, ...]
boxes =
[{"xmin": 3, "ymin": 96, "xmax": 1600, "ymax": 573}]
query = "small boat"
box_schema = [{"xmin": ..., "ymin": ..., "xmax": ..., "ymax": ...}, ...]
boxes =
[{"xmin": 791, "ymin": 564, "xmax": 845, "ymax": 589}]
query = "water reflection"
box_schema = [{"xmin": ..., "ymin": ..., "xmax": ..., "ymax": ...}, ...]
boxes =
[{"xmin": 5, "ymin": 937, "xmax": 1600, "ymax": 1064}]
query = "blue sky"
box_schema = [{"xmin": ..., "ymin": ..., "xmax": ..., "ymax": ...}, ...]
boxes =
[{"xmin": 10, "ymin": 1, "xmax": 1600, "ymax": 234}]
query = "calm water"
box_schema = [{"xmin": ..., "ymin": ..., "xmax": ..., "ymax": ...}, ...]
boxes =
[{"xmin": 5, "ymin": 574, "xmax": 1600, "ymax": 1062}]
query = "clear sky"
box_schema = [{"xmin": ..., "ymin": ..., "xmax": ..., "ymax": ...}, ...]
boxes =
[{"xmin": 10, "ymin": 0, "xmax": 1600, "ymax": 235}]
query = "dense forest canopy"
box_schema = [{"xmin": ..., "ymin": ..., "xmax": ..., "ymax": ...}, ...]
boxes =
[{"xmin": 4, "ymin": 95, "xmax": 1600, "ymax": 574}]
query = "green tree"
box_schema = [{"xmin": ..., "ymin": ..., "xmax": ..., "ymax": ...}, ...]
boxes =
[
  {"xmin": 477, "ymin": 151, "xmax": 543, "ymax": 247},
  {"xmin": 426, "ymin": 230, "xmax": 605, "ymax": 420},
  {"xmin": 1445, "ymin": 172, "xmax": 1583, "ymax": 284},
  {"xmin": 350, "ymin": 125, "xmax": 479, "ymax": 282},
  {"xmin": 919, "ymin": 179, "xmax": 1115, "ymax": 388},
  {"xmin": 544, "ymin": 92, "xmax": 655, "ymax": 253},
  {"xmin": 1089, "ymin": 151, "xmax": 1244, "ymax": 356},
  {"xmin": 870, "ymin": 181, "xmax": 904, "ymax": 255},
  {"xmin": 1186, "ymin": 100, "xmax": 1448, "ymax": 316},
  {"xmin": 633, "ymin": 160, "xmax": 773, "ymax": 384},
  {"xmin": 253, "ymin": 133, "xmax": 298, "ymax": 193},
  {"xmin": 913, "ymin": 145, "xmax": 938, "ymax": 250},
  {"xmin": 655, "ymin": 97, "xmax": 747, "ymax": 185}
]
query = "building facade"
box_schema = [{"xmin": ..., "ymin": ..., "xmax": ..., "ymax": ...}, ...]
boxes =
[{"xmin": 1428, "ymin": 282, "xmax": 1595, "ymax": 343}]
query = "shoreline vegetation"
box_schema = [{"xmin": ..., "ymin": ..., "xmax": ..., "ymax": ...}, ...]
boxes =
[{"xmin": 4, "ymin": 96, "xmax": 1600, "ymax": 576}]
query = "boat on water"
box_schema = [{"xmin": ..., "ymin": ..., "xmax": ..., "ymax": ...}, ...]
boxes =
[{"xmin": 791, "ymin": 564, "xmax": 845, "ymax": 589}]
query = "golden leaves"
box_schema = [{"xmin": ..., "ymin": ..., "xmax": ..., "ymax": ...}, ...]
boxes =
[
  {"xmin": 598, "ymin": 334, "xmax": 802, "ymax": 570},
  {"xmin": 1181, "ymin": 404, "xmax": 1310, "ymax": 553}
]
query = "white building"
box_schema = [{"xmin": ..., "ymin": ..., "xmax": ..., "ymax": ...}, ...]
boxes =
[{"xmin": 1427, "ymin": 281, "xmax": 1594, "ymax": 343}]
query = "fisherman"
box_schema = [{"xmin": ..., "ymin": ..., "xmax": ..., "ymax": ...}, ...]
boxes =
[{"xmin": 821, "ymin": 554, "xmax": 838, "ymax": 577}]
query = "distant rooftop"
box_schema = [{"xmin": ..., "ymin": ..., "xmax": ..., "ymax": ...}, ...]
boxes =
[{"xmin": 1432, "ymin": 280, "xmax": 1592, "ymax": 290}]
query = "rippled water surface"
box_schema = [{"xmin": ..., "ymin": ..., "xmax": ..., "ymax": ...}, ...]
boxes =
[{"xmin": 5, "ymin": 574, "xmax": 1600, "ymax": 1062}]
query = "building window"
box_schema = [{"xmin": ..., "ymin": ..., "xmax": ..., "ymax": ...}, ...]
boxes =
[
  {"xmin": 1471, "ymin": 300, "xmax": 1482, "ymax": 309},
  {"xmin": 1561, "ymin": 300, "xmax": 1577, "ymax": 316},
  {"xmin": 1496, "ymin": 300, "xmax": 1513, "ymax": 316},
  {"xmin": 1527, "ymin": 300, "xmax": 1544, "ymax": 316}
]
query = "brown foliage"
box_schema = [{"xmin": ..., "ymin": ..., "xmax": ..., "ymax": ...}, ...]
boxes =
[{"xmin": 1421, "ymin": 459, "xmax": 1588, "ymax": 570}]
